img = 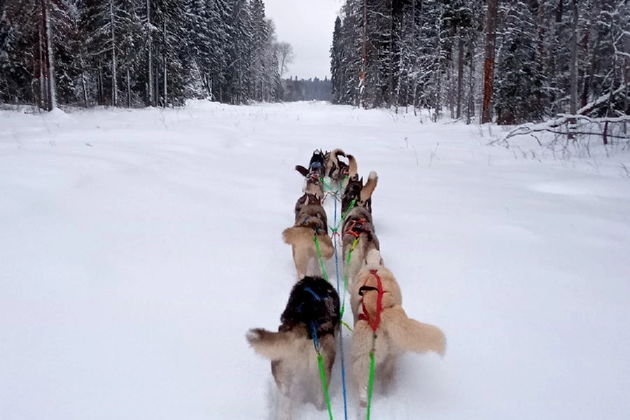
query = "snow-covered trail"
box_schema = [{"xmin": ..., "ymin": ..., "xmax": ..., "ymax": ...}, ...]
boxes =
[{"xmin": 1, "ymin": 101, "xmax": 629, "ymax": 420}]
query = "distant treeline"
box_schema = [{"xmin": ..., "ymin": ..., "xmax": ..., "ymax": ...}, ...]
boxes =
[{"xmin": 282, "ymin": 77, "xmax": 332, "ymax": 102}]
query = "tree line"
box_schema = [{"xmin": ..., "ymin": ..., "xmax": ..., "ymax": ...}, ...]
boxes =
[
  {"xmin": 330, "ymin": 0, "xmax": 630, "ymax": 124},
  {"xmin": 0, "ymin": 0, "xmax": 288, "ymax": 110},
  {"xmin": 282, "ymin": 77, "xmax": 332, "ymax": 102}
]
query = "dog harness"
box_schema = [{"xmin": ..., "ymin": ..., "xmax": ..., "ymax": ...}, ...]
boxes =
[
  {"xmin": 344, "ymin": 218, "xmax": 368, "ymax": 238},
  {"xmin": 358, "ymin": 269, "xmax": 385, "ymax": 333},
  {"xmin": 309, "ymin": 160, "xmax": 323, "ymax": 172}
]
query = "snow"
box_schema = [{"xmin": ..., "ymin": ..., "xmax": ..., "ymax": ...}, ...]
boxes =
[{"xmin": 1, "ymin": 101, "xmax": 630, "ymax": 420}]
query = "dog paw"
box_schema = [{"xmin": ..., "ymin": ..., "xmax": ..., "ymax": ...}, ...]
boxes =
[{"xmin": 356, "ymin": 404, "xmax": 367, "ymax": 420}]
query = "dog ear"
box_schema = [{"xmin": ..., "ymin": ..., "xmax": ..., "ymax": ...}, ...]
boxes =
[
  {"xmin": 359, "ymin": 171, "xmax": 378, "ymax": 203},
  {"xmin": 347, "ymin": 154, "xmax": 358, "ymax": 178},
  {"xmin": 295, "ymin": 165, "xmax": 310, "ymax": 177},
  {"xmin": 382, "ymin": 306, "xmax": 446, "ymax": 356}
]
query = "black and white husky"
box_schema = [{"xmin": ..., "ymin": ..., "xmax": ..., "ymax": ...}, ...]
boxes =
[{"xmin": 247, "ymin": 276, "xmax": 340, "ymax": 420}]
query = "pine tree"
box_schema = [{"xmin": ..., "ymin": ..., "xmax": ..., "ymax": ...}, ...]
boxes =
[
  {"xmin": 494, "ymin": 1, "xmax": 545, "ymax": 124},
  {"xmin": 330, "ymin": 16, "xmax": 344, "ymax": 103}
]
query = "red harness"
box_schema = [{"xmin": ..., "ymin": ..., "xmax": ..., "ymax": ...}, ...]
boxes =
[
  {"xmin": 358, "ymin": 269, "xmax": 384, "ymax": 333},
  {"xmin": 345, "ymin": 218, "xmax": 367, "ymax": 238}
]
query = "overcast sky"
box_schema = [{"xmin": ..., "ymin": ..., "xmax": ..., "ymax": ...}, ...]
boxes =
[{"xmin": 264, "ymin": 0, "xmax": 344, "ymax": 80}]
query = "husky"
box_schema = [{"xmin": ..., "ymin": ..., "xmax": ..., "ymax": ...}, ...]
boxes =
[
  {"xmin": 350, "ymin": 250, "xmax": 446, "ymax": 418},
  {"xmin": 324, "ymin": 148, "xmax": 349, "ymax": 183},
  {"xmin": 284, "ymin": 194, "xmax": 334, "ymax": 278},
  {"xmin": 247, "ymin": 276, "xmax": 340, "ymax": 420},
  {"xmin": 342, "ymin": 207, "xmax": 380, "ymax": 286},
  {"xmin": 294, "ymin": 192, "xmax": 321, "ymax": 218},
  {"xmin": 341, "ymin": 171, "xmax": 379, "ymax": 283},
  {"xmin": 341, "ymin": 169, "xmax": 376, "ymax": 215},
  {"xmin": 295, "ymin": 150, "xmax": 326, "ymax": 199},
  {"xmin": 295, "ymin": 149, "xmax": 326, "ymax": 178}
]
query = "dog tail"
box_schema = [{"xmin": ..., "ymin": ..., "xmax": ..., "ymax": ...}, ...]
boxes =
[
  {"xmin": 282, "ymin": 228, "xmax": 333, "ymax": 259},
  {"xmin": 316, "ymin": 234, "xmax": 334, "ymax": 259},
  {"xmin": 382, "ymin": 306, "xmax": 446, "ymax": 356},
  {"xmin": 295, "ymin": 165, "xmax": 310, "ymax": 177},
  {"xmin": 332, "ymin": 148, "xmax": 346, "ymax": 158},
  {"xmin": 283, "ymin": 226, "xmax": 312, "ymax": 245},
  {"xmin": 246, "ymin": 328, "xmax": 295, "ymax": 360},
  {"xmin": 347, "ymin": 154, "xmax": 358, "ymax": 178},
  {"xmin": 360, "ymin": 171, "xmax": 378, "ymax": 203}
]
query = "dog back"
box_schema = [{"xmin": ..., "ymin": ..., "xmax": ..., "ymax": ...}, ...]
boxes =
[{"xmin": 280, "ymin": 276, "xmax": 340, "ymax": 338}]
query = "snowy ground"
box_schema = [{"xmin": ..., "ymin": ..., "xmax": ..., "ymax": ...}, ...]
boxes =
[{"xmin": 1, "ymin": 101, "xmax": 629, "ymax": 420}]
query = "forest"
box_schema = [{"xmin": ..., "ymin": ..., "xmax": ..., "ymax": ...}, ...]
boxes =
[
  {"xmin": 0, "ymin": 0, "xmax": 288, "ymax": 109},
  {"xmin": 330, "ymin": 0, "xmax": 629, "ymax": 125},
  {"xmin": 1, "ymin": 0, "xmax": 629, "ymax": 130}
]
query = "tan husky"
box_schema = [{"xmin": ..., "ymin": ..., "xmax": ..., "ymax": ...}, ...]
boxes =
[
  {"xmin": 350, "ymin": 250, "xmax": 446, "ymax": 418},
  {"xmin": 283, "ymin": 194, "xmax": 333, "ymax": 278}
]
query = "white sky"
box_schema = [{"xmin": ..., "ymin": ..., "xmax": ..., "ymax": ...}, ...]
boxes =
[{"xmin": 264, "ymin": 0, "xmax": 344, "ymax": 80}]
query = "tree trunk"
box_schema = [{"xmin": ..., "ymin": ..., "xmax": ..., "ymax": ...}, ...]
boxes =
[
  {"xmin": 80, "ymin": 56, "xmax": 88, "ymax": 107},
  {"xmin": 110, "ymin": 0, "xmax": 117, "ymax": 106},
  {"xmin": 98, "ymin": 62, "xmax": 104, "ymax": 105},
  {"xmin": 360, "ymin": 0, "xmax": 367, "ymax": 108},
  {"xmin": 580, "ymin": 29, "xmax": 590, "ymax": 108},
  {"xmin": 41, "ymin": 0, "xmax": 56, "ymax": 111},
  {"xmin": 38, "ymin": 14, "xmax": 46, "ymax": 109},
  {"xmin": 147, "ymin": 0, "xmax": 154, "ymax": 106},
  {"xmin": 387, "ymin": 0, "xmax": 394, "ymax": 107},
  {"xmin": 481, "ymin": 0, "xmax": 497, "ymax": 123},
  {"xmin": 568, "ymin": 0, "xmax": 578, "ymax": 139},
  {"xmin": 467, "ymin": 38, "xmax": 475, "ymax": 125},
  {"xmin": 456, "ymin": 36, "xmax": 464, "ymax": 119},
  {"xmin": 163, "ymin": 19, "xmax": 167, "ymax": 107},
  {"xmin": 127, "ymin": 67, "xmax": 131, "ymax": 107}
]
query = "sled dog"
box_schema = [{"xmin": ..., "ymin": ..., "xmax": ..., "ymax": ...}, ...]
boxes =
[
  {"xmin": 350, "ymin": 250, "xmax": 446, "ymax": 418},
  {"xmin": 295, "ymin": 149, "xmax": 326, "ymax": 178},
  {"xmin": 324, "ymin": 148, "xmax": 350, "ymax": 184},
  {"xmin": 341, "ymin": 169, "xmax": 377, "ymax": 215},
  {"xmin": 341, "ymin": 171, "xmax": 379, "ymax": 282},
  {"xmin": 294, "ymin": 192, "xmax": 322, "ymax": 219},
  {"xmin": 284, "ymin": 194, "xmax": 333, "ymax": 278},
  {"xmin": 295, "ymin": 150, "xmax": 326, "ymax": 199},
  {"xmin": 247, "ymin": 276, "xmax": 340, "ymax": 420}
]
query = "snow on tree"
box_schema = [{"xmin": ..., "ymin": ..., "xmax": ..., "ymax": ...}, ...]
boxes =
[
  {"xmin": 0, "ymin": 0, "xmax": 290, "ymax": 108},
  {"xmin": 330, "ymin": 0, "xmax": 628, "ymax": 124}
]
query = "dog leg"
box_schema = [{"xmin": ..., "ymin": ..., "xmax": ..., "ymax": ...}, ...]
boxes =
[
  {"xmin": 356, "ymin": 404, "xmax": 367, "ymax": 420},
  {"xmin": 351, "ymin": 323, "xmax": 373, "ymax": 413},
  {"xmin": 379, "ymin": 354, "xmax": 397, "ymax": 395},
  {"xmin": 314, "ymin": 335, "xmax": 337, "ymax": 410},
  {"xmin": 276, "ymin": 385, "xmax": 293, "ymax": 420},
  {"xmin": 292, "ymin": 245, "xmax": 310, "ymax": 279},
  {"xmin": 271, "ymin": 360, "xmax": 294, "ymax": 420}
]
